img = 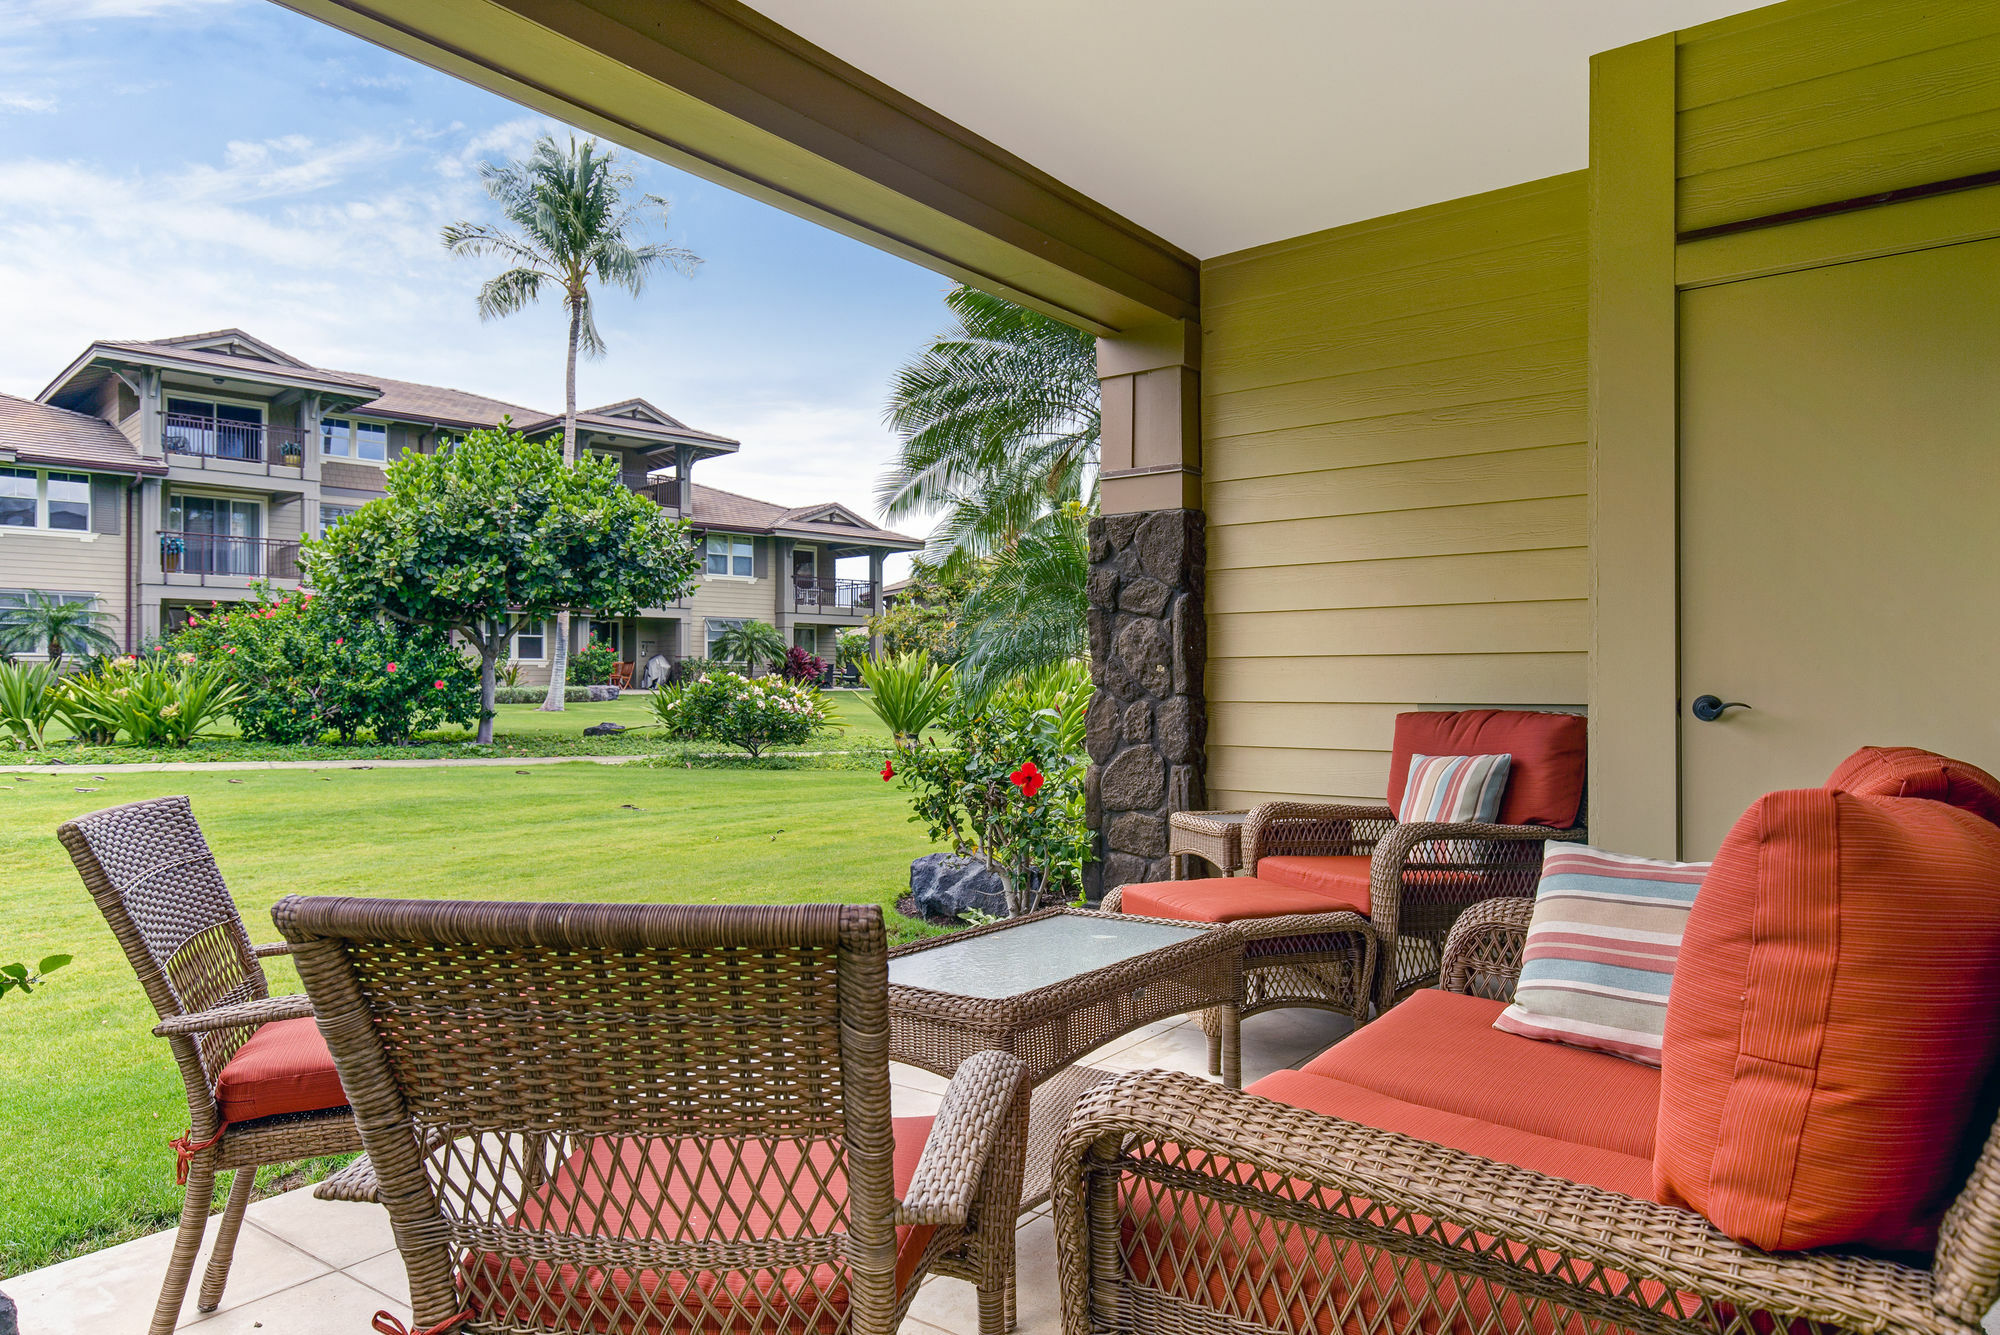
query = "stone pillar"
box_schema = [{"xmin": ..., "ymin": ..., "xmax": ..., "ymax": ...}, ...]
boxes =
[{"xmin": 1086, "ymin": 318, "xmax": 1206, "ymax": 898}]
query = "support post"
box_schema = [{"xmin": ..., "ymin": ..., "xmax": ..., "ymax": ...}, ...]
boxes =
[
  {"xmin": 1086, "ymin": 319, "xmax": 1206, "ymax": 897},
  {"xmin": 774, "ymin": 537, "xmax": 794, "ymax": 639},
  {"xmin": 867, "ymin": 549, "xmax": 887, "ymax": 656}
]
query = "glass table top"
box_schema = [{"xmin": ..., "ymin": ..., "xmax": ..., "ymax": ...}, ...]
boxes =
[{"xmin": 888, "ymin": 913, "xmax": 1210, "ymax": 999}]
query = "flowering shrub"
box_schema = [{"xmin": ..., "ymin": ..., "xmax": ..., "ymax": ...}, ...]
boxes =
[
  {"xmin": 883, "ymin": 664, "xmax": 1093, "ymax": 915},
  {"xmin": 169, "ymin": 589, "xmax": 478, "ymax": 743},
  {"xmin": 648, "ymin": 669, "xmax": 834, "ymax": 758},
  {"xmin": 780, "ymin": 645, "xmax": 827, "ymax": 684},
  {"xmin": 568, "ymin": 638, "xmax": 621, "ymax": 686}
]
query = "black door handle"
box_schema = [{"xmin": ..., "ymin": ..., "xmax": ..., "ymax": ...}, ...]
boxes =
[{"xmin": 1691, "ymin": 694, "xmax": 1752, "ymax": 722}]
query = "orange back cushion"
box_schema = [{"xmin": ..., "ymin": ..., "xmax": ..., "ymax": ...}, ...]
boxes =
[
  {"xmin": 1826, "ymin": 744, "xmax": 2000, "ymax": 824},
  {"xmin": 1387, "ymin": 710, "xmax": 1586, "ymax": 829},
  {"xmin": 1654, "ymin": 781, "xmax": 2000, "ymax": 1251}
]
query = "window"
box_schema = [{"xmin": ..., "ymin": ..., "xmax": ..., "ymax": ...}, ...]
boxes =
[
  {"xmin": 705, "ymin": 534, "xmax": 754, "ymax": 577},
  {"xmin": 793, "ymin": 626, "xmax": 816, "ymax": 655},
  {"xmin": 705, "ymin": 619, "xmax": 744, "ymax": 657},
  {"xmin": 515, "ymin": 620, "xmax": 547, "ymax": 661},
  {"xmin": 0, "ymin": 467, "xmax": 91, "ymax": 531},
  {"xmin": 320, "ymin": 504, "xmax": 358, "ymax": 534},
  {"xmin": 0, "ymin": 590, "xmax": 93, "ymax": 654},
  {"xmin": 321, "ymin": 418, "xmax": 388, "ymax": 462}
]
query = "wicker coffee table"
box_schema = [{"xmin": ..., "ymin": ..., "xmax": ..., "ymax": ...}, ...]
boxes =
[
  {"xmin": 888, "ymin": 907, "xmax": 1243, "ymax": 1211},
  {"xmin": 1170, "ymin": 809, "xmax": 1249, "ymax": 878}
]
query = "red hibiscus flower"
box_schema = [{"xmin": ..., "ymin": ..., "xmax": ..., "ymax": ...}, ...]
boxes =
[
  {"xmin": 433, "ymin": 680, "xmax": 446, "ymax": 689},
  {"xmin": 1009, "ymin": 760, "xmax": 1044, "ymax": 799},
  {"xmin": 386, "ymin": 662, "xmax": 398, "ymax": 673},
  {"xmin": 334, "ymin": 638, "xmax": 344, "ymax": 646},
  {"xmin": 880, "ymin": 760, "xmax": 894, "ymax": 781}
]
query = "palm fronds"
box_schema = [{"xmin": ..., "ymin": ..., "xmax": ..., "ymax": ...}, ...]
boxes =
[
  {"xmin": 0, "ymin": 592, "xmax": 120, "ymax": 669},
  {"xmin": 858, "ymin": 651, "xmax": 956, "ymax": 739},
  {"xmin": 952, "ymin": 508, "xmax": 1090, "ymax": 701},
  {"xmin": 878, "ymin": 285, "xmax": 1099, "ymax": 570},
  {"xmin": 709, "ymin": 619, "xmax": 788, "ymax": 674}
]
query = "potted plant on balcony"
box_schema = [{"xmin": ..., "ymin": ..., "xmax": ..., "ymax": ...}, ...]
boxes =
[
  {"xmin": 160, "ymin": 533, "xmax": 185, "ymax": 573},
  {"xmin": 278, "ymin": 436, "xmax": 304, "ymax": 467}
]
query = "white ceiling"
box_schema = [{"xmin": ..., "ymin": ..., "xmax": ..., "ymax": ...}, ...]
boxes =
[{"xmin": 750, "ymin": 0, "xmax": 1756, "ymax": 259}]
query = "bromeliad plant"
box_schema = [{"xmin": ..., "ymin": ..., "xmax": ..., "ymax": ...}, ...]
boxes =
[
  {"xmin": 882, "ymin": 664, "xmax": 1094, "ymax": 915},
  {"xmin": 0, "ymin": 661, "xmax": 63, "ymax": 750},
  {"xmin": 649, "ymin": 669, "xmax": 836, "ymax": 759},
  {"xmin": 858, "ymin": 650, "xmax": 956, "ymax": 740}
]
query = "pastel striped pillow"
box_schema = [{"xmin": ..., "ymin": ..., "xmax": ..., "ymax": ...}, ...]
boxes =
[
  {"xmin": 1399, "ymin": 753, "xmax": 1512, "ymax": 824},
  {"xmin": 1494, "ymin": 845, "xmax": 1709, "ymax": 1066}
]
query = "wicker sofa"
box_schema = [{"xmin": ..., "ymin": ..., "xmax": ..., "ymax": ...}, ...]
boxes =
[{"xmin": 1051, "ymin": 896, "xmax": 2000, "ymax": 1335}]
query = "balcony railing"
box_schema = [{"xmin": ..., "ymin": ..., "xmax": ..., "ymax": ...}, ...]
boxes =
[
  {"xmin": 794, "ymin": 576, "xmax": 877, "ymax": 615},
  {"xmin": 162, "ymin": 412, "xmax": 309, "ymax": 469},
  {"xmin": 161, "ymin": 533, "xmax": 301, "ymax": 583}
]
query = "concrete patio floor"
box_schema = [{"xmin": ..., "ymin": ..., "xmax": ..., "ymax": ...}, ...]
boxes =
[{"xmin": 9, "ymin": 1006, "xmax": 1352, "ymax": 1335}]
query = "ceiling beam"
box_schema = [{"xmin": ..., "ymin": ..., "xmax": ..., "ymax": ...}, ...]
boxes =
[{"xmin": 269, "ymin": 0, "xmax": 1199, "ymax": 333}]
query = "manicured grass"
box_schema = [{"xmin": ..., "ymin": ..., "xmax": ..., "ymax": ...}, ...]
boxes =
[
  {"xmin": 0, "ymin": 759, "xmax": 938, "ymax": 1277},
  {"xmin": 21, "ymin": 692, "xmax": 897, "ymax": 766}
]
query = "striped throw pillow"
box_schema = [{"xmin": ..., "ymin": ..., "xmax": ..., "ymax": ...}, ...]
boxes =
[
  {"xmin": 1399, "ymin": 753, "xmax": 1512, "ymax": 824},
  {"xmin": 1494, "ymin": 845, "xmax": 1709, "ymax": 1066}
]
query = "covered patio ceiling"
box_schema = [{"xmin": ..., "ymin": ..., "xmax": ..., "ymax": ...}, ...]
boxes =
[
  {"xmin": 750, "ymin": 0, "xmax": 1754, "ymax": 259},
  {"xmin": 270, "ymin": 0, "xmax": 1757, "ymax": 332}
]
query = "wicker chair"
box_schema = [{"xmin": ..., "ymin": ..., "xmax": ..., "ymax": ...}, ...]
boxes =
[
  {"xmin": 55, "ymin": 797, "xmax": 360, "ymax": 1335},
  {"xmin": 276, "ymin": 896, "xmax": 1029, "ymax": 1335},
  {"xmin": 1106, "ymin": 710, "xmax": 1588, "ymax": 1036},
  {"xmin": 1051, "ymin": 899, "xmax": 2000, "ymax": 1335}
]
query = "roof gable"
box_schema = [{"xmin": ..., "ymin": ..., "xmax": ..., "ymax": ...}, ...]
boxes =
[
  {"xmin": 782, "ymin": 502, "xmax": 872, "ymax": 529},
  {"xmin": 153, "ymin": 329, "xmax": 313, "ymax": 369},
  {"xmin": 584, "ymin": 397, "xmax": 688, "ymax": 430}
]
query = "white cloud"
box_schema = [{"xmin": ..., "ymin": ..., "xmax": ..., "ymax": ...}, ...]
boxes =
[
  {"xmin": 0, "ymin": 0, "xmax": 237, "ymax": 18},
  {"xmin": 0, "ymin": 91, "xmax": 58, "ymax": 114}
]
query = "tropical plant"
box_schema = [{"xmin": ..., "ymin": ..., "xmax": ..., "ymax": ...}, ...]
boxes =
[
  {"xmin": 835, "ymin": 630, "xmax": 869, "ymax": 672},
  {"xmin": 304, "ymin": 426, "xmax": 701, "ymax": 743},
  {"xmin": 877, "ymin": 284, "xmax": 1100, "ymax": 570},
  {"xmin": 67, "ymin": 659, "xmax": 242, "ymax": 748},
  {"xmin": 951, "ymin": 503, "xmax": 1091, "ymax": 699},
  {"xmin": 567, "ymin": 637, "xmax": 621, "ymax": 686},
  {"xmin": 170, "ymin": 591, "xmax": 479, "ymax": 743},
  {"xmin": 443, "ymin": 132, "xmax": 702, "ymax": 713},
  {"xmin": 881, "ymin": 676, "xmax": 1093, "ymax": 914},
  {"xmin": 0, "ymin": 661, "xmax": 63, "ymax": 749},
  {"xmin": 779, "ymin": 645, "xmax": 826, "ymax": 684},
  {"xmin": 866, "ymin": 562, "xmax": 975, "ymax": 664},
  {"xmin": 0, "ymin": 592, "xmax": 121, "ymax": 669},
  {"xmin": 708, "ymin": 619, "xmax": 788, "ymax": 675},
  {"xmin": 649, "ymin": 669, "xmax": 835, "ymax": 759},
  {"xmin": 0, "ymin": 953, "xmax": 70, "ymax": 999},
  {"xmin": 52, "ymin": 658, "xmax": 143, "ymax": 744},
  {"xmin": 858, "ymin": 650, "xmax": 955, "ymax": 740}
]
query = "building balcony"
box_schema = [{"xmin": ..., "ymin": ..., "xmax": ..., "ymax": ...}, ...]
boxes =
[
  {"xmin": 794, "ymin": 575, "xmax": 877, "ymax": 616},
  {"xmin": 162, "ymin": 412, "xmax": 309, "ymax": 473},
  {"xmin": 160, "ymin": 532, "xmax": 301, "ymax": 583}
]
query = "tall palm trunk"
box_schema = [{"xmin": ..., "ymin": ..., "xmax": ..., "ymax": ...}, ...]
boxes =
[{"xmin": 539, "ymin": 302, "xmax": 583, "ymax": 711}]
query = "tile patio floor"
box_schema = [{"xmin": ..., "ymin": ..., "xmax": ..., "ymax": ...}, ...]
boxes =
[{"xmin": 9, "ymin": 1006, "xmax": 1353, "ymax": 1335}]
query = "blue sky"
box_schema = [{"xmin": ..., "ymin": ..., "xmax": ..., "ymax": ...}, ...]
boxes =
[{"xmin": 0, "ymin": 0, "xmax": 955, "ymax": 566}]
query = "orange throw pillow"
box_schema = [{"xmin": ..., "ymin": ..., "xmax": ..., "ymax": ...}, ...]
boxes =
[
  {"xmin": 1654, "ymin": 778, "xmax": 2000, "ymax": 1252},
  {"xmin": 1826, "ymin": 744, "xmax": 2000, "ymax": 824}
]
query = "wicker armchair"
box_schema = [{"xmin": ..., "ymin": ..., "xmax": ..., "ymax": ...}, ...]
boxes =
[
  {"xmin": 1050, "ymin": 901, "xmax": 2000, "ymax": 1335},
  {"xmin": 276, "ymin": 896, "xmax": 1029, "ymax": 1335},
  {"xmin": 55, "ymin": 797, "xmax": 360, "ymax": 1335}
]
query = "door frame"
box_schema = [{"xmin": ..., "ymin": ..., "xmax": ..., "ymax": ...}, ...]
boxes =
[{"xmin": 1589, "ymin": 34, "xmax": 2000, "ymax": 857}]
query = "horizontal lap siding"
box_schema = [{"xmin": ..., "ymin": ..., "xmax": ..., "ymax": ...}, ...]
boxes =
[
  {"xmin": 1200, "ymin": 174, "xmax": 1589, "ymax": 808},
  {"xmin": 1676, "ymin": 0, "xmax": 2000, "ymax": 233},
  {"xmin": 0, "ymin": 530, "xmax": 129, "ymax": 645}
]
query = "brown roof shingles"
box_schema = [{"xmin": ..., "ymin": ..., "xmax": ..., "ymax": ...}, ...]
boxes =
[
  {"xmin": 0, "ymin": 393, "xmax": 163, "ymax": 475},
  {"xmin": 688, "ymin": 484, "xmax": 920, "ymax": 548}
]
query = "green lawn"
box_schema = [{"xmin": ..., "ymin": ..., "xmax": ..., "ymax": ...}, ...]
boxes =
[
  {"xmin": 24, "ymin": 692, "xmax": 897, "ymax": 765},
  {"xmin": 0, "ymin": 759, "xmax": 937, "ymax": 1276}
]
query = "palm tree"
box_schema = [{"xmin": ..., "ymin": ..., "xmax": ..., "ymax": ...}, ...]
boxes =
[
  {"xmin": 877, "ymin": 285, "xmax": 1099, "ymax": 572},
  {"xmin": 951, "ymin": 505, "xmax": 1088, "ymax": 700},
  {"xmin": 0, "ymin": 592, "xmax": 119, "ymax": 669},
  {"xmin": 709, "ymin": 619, "xmax": 787, "ymax": 676},
  {"xmin": 443, "ymin": 133, "xmax": 702, "ymax": 711}
]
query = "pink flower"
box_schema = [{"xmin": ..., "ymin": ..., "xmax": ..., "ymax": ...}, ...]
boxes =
[
  {"xmin": 224, "ymin": 645, "xmax": 237, "ymax": 655},
  {"xmin": 386, "ymin": 662, "xmax": 399, "ymax": 673},
  {"xmin": 334, "ymin": 638, "xmax": 344, "ymax": 646},
  {"xmin": 433, "ymin": 680, "xmax": 445, "ymax": 689}
]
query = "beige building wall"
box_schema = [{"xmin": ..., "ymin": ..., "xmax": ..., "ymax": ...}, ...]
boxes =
[
  {"xmin": 1200, "ymin": 173, "xmax": 1589, "ymax": 807},
  {"xmin": 0, "ymin": 525, "xmax": 132, "ymax": 649}
]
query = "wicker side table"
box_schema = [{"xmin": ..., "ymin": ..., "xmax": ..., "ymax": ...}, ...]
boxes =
[{"xmin": 1169, "ymin": 809, "xmax": 1249, "ymax": 879}]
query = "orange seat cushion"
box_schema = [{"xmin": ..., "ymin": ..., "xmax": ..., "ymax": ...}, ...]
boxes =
[
  {"xmin": 1655, "ymin": 766, "xmax": 2000, "ymax": 1252},
  {"xmin": 468, "ymin": 1116, "xmax": 938, "ymax": 1331},
  {"xmin": 1254, "ymin": 857, "xmax": 1373, "ymax": 917},
  {"xmin": 1121, "ymin": 874, "xmax": 1366, "ymax": 924},
  {"xmin": 1302, "ymin": 990, "xmax": 1660, "ymax": 1160},
  {"xmin": 212, "ymin": 1016, "xmax": 347, "ymax": 1123},
  {"xmin": 1388, "ymin": 710, "xmax": 1587, "ymax": 829},
  {"xmin": 1826, "ymin": 744, "xmax": 2000, "ymax": 823}
]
